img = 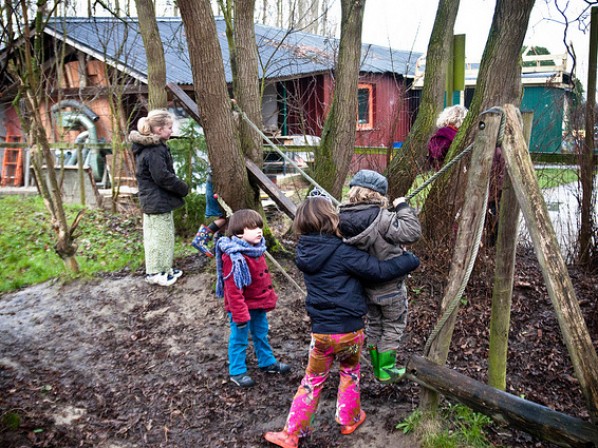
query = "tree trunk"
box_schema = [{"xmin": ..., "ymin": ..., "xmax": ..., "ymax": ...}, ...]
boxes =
[
  {"xmin": 15, "ymin": 0, "xmax": 80, "ymax": 272},
  {"xmin": 178, "ymin": 0, "xmax": 254, "ymax": 211},
  {"xmin": 314, "ymin": 0, "xmax": 365, "ymax": 199},
  {"xmin": 232, "ymin": 0, "xmax": 263, "ymax": 166},
  {"xmin": 487, "ymin": 112, "xmax": 532, "ymax": 390},
  {"xmin": 134, "ymin": 0, "xmax": 168, "ymax": 109},
  {"xmin": 420, "ymin": 0, "xmax": 534, "ymax": 248},
  {"xmin": 219, "ymin": 0, "xmax": 263, "ymax": 209},
  {"xmin": 578, "ymin": 6, "xmax": 597, "ymax": 267},
  {"xmin": 386, "ymin": 0, "xmax": 460, "ymax": 199}
]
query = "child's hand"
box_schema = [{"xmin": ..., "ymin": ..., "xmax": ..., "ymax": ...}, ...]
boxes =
[{"xmin": 395, "ymin": 251, "xmax": 420, "ymax": 275}]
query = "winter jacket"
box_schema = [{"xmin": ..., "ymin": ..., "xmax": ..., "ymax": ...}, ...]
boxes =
[
  {"xmin": 295, "ymin": 233, "xmax": 420, "ymax": 334},
  {"xmin": 222, "ymin": 254, "xmax": 278, "ymax": 324},
  {"xmin": 427, "ymin": 125, "xmax": 458, "ymax": 170},
  {"xmin": 339, "ymin": 201, "xmax": 422, "ymax": 300},
  {"xmin": 130, "ymin": 131, "xmax": 189, "ymax": 214}
]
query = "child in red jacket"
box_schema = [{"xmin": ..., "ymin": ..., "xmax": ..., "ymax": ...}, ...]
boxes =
[{"xmin": 215, "ymin": 209, "xmax": 291, "ymax": 388}]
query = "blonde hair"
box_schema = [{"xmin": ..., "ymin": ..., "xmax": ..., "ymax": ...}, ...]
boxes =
[
  {"xmin": 436, "ymin": 105, "xmax": 468, "ymax": 129},
  {"xmin": 293, "ymin": 197, "xmax": 340, "ymax": 236},
  {"xmin": 348, "ymin": 186, "xmax": 389, "ymax": 207},
  {"xmin": 137, "ymin": 109, "xmax": 173, "ymax": 136}
]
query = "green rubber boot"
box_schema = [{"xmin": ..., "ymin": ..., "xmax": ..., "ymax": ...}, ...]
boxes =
[
  {"xmin": 377, "ymin": 350, "xmax": 406, "ymax": 383},
  {"xmin": 368, "ymin": 346, "xmax": 380, "ymax": 379}
]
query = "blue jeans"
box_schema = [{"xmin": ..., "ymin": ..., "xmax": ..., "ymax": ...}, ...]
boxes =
[
  {"xmin": 205, "ymin": 175, "xmax": 225, "ymax": 218},
  {"xmin": 228, "ymin": 309, "xmax": 277, "ymax": 376}
]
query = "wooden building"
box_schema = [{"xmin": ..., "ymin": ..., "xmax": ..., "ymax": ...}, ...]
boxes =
[{"xmin": 0, "ymin": 17, "xmax": 420, "ymax": 186}]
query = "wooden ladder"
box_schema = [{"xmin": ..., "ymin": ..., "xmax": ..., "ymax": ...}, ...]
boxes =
[{"xmin": 1, "ymin": 136, "xmax": 24, "ymax": 187}]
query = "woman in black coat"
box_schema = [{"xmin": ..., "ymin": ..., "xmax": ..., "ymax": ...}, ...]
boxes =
[{"xmin": 129, "ymin": 110, "xmax": 189, "ymax": 287}]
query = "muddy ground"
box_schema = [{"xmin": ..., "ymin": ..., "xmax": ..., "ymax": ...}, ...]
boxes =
[{"xmin": 1, "ymin": 224, "xmax": 597, "ymax": 447}]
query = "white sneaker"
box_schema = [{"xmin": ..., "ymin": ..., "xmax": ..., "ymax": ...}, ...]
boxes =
[
  {"xmin": 170, "ymin": 268, "xmax": 183, "ymax": 279},
  {"xmin": 145, "ymin": 272, "xmax": 177, "ymax": 287}
]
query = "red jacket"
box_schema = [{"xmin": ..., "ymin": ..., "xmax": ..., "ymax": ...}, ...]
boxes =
[
  {"xmin": 222, "ymin": 254, "xmax": 278, "ymax": 324},
  {"xmin": 427, "ymin": 125, "xmax": 458, "ymax": 171}
]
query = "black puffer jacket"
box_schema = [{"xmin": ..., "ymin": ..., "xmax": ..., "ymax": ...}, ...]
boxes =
[
  {"xmin": 130, "ymin": 131, "xmax": 189, "ymax": 214},
  {"xmin": 295, "ymin": 233, "xmax": 420, "ymax": 334}
]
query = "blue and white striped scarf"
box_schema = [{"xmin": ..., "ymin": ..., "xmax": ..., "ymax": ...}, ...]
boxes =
[{"xmin": 215, "ymin": 235, "xmax": 267, "ymax": 298}]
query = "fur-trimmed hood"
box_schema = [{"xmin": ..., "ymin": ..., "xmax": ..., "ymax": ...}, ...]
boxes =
[{"xmin": 129, "ymin": 130, "xmax": 162, "ymax": 148}]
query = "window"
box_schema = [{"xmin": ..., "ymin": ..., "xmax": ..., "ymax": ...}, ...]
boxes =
[{"xmin": 357, "ymin": 83, "xmax": 374, "ymax": 130}]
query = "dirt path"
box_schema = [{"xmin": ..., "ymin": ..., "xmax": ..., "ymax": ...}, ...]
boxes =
[
  {"xmin": 2, "ymin": 243, "xmax": 595, "ymax": 448},
  {"xmin": 0, "ymin": 255, "xmax": 419, "ymax": 447}
]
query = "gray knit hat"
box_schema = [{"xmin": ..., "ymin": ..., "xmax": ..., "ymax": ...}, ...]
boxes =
[{"xmin": 349, "ymin": 169, "xmax": 388, "ymax": 196}]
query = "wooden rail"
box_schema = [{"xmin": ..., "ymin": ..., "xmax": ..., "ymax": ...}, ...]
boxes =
[{"xmin": 408, "ymin": 355, "xmax": 598, "ymax": 447}]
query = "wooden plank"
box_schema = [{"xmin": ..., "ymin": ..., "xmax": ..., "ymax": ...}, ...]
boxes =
[
  {"xmin": 501, "ymin": 104, "xmax": 598, "ymax": 423},
  {"xmin": 245, "ymin": 158, "xmax": 296, "ymax": 219},
  {"xmin": 408, "ymin": 355, "xmax": 598, "ymax": 447},
  {"xmin": 167, "ymin": 83, "xmax": 202, "ymax": 125},
  {"xmin": 488, "ymin": 112, "xmax": 533, "ymax": 390},
  {"xmin": 168, "ymin": 82, "xmax": 298, "ymax": 219}
]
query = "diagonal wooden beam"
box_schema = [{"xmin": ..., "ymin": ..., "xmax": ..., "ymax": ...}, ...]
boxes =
[
  {"xmin": 245, "ymin": 158, "xmax": 296, "ymax": 219},
  {"xmin": 167, "ymin": 82, "xmax": 202, "ymax": 125},
  {"xmin": 167, "ymin": 82, "xmax": 297, "ymax": 220},
  {"xmin": 420, "ymin": 109, "xmax": 503, "ymax": 411},
  {"xmin": 501, "ymin": 104, "xmax": 598, "ymax": 424}
]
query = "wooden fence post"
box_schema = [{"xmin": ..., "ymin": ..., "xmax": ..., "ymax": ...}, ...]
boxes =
[
  {"xmin": 487, "ymin": 111, "xmax": 533, "ymax": 390},
  {"xmin": 420, "ymin": 109, "xmax": 503, "ymax": 411},
  {"xmin": 501, "ymin": 104, "xmax": 598, "ymax": 423}
]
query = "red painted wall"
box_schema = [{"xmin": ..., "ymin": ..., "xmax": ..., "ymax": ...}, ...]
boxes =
[
  {"xmin": 354, "ymin": 73, "xmax": 410, "ymax": 147},
  {"xmin": 282, "ymin": 72, "xmax": 411, "ymax": 172}
]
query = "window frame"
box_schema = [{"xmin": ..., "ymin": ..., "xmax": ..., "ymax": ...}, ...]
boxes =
[{"xmin": 357, "ymin": 83, "xmax": 374, "ymax": 130}]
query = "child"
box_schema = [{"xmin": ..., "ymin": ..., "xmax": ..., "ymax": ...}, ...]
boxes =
[
  {"xmin": 338, "ymin": 169, "xmax": 422, "ymax": 382},
  {"xmin": 427, "ymin": 105, "xmax": 468, "ymax": 171},
  {"xmin": 192, "ymin": 171, "xmax": 227, "ymax": 257},
  {"xmin": 215, "ymin": 209, "xmax": 291, "ymax": 388},
  {"xmin": 264, "ymin": 196, "xmax": 419, "ymax": 448},
  {"xmin": 130, "ymin": 109, "xmax": 189, "ymax": 287}
]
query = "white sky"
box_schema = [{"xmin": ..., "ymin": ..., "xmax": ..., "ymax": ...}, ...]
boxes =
[{"xmin": 343, "ymin": 0, "xmax": 595, "ymax": 95}]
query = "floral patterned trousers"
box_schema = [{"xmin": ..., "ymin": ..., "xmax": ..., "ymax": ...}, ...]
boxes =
[{"xmin": 284, "ymin": 329, "xmax": 365, "ymax": 437}]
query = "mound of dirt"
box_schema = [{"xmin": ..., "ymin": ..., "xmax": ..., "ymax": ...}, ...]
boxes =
[{"xmin": 1, "ymin": 235, "xmax": 596, "ymax": 447}]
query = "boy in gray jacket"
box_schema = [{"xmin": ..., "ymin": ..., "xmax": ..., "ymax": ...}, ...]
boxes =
[{"xmin": 338, "ymin": 169, "xmax": 422, "ymax": 382}]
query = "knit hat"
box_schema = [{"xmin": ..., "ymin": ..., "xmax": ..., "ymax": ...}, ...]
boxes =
[{"xmin": 349, "ymin": 169, "xmax": 388, "ymax": 196}]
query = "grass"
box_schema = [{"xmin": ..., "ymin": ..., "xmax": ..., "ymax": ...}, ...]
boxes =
[
  {"xmin": 396, "ymin": 403, "xmax": 495, "ymax": 448},
  {"xmin": 0, "ymin": 195, "xmax": 194, "ymax": 293},
  {"xmin": 535, "ymin": 167, "xmax": 578, "ymax": 189},
  {"xmin": 0, "ymin": 166, "xmax": 580, "ymax": 294}
]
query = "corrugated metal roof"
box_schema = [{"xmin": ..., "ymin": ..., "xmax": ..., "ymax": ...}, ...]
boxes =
[{"xmin": 44, "ymin": 17, "xmax": 420, "ymax": 85}]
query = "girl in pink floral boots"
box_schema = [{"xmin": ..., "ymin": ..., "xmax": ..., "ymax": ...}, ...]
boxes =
[{"xmin": 264, "ymin": 196, "xmax": 420, "ymax": 447}]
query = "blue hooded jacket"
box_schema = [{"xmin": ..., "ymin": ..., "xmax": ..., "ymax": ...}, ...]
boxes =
[{"xmin": 296, "ymin": 233, "xmax": 420, "ymax": 334}]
